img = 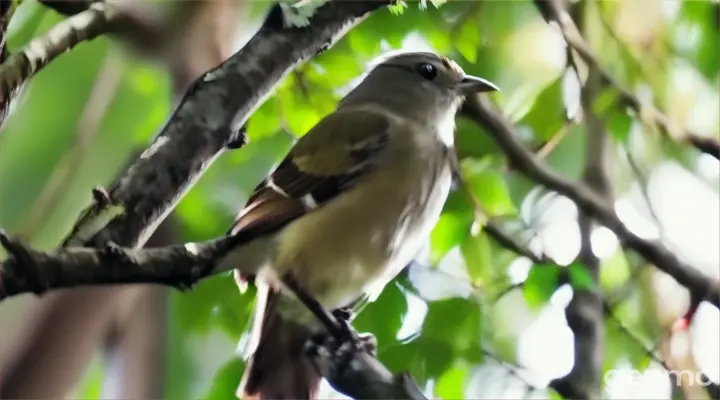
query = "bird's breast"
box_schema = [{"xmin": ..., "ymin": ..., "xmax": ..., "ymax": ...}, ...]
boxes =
[{"xmin": 273, "ymin": 145, "xmax": 453, "ymax": 310}]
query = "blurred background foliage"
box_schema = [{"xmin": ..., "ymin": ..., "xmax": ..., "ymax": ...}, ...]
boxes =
[{"xmin": 0, "ymin": 0, "xmax": 718, "ymax": 399}]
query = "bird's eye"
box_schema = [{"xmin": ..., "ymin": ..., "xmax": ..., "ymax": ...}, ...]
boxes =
[{"xmin": 416, "ymin": 63, "xmax": 437, "ymax": 80}]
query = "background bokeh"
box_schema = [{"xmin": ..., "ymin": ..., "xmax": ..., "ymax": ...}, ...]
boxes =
[{"xmin": 0, "ymin": 0, "xmax": 718, "ymax": 399}]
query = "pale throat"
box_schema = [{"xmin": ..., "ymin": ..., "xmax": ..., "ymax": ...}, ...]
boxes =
[{"xmin": 434, "ymin": 105, "xmax": 458, "ymax": 147}]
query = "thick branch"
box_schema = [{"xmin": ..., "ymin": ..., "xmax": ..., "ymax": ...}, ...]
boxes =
[
  {"xmin": 0, "ymin": 3, "xmax": 431, "ymax": 398},
  {"xmin": 533, "ymin": 0, "xmax": 720, "ymax": 160},
  {"xmin": 61, "ymin": 0, "xmax": 389, "ymax": 249},
  {"xmin": 460, "ymin": 95, "xmax": 720, "ymax": 310},
  {"xmin": 0, "ymin": 230, "xmax": 244, "ymax": 299},
  {"xmin": 0, "ymin": 228, "xmax": 427, "ymax": 399},
  {"xmin": 0, "ymin": 2, "xmax": 122, "ymax": 102},
  {"xmin": 312, "ymin": 350, "xmax": 427, "ymax": 400}
]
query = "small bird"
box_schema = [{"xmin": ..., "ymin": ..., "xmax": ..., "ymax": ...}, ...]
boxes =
[{"xmin": 227, "ymin": 51, "xmax": 498, "ymax": 400}]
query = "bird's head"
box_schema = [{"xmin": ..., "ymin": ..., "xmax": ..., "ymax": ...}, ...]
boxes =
[
  {"xmin": 340, "ymin": 52, "xmax": 498, "ymax": 122},
  {"xmin": 374, "ymin": 51, "xmax": 499, "ymax": 98}
]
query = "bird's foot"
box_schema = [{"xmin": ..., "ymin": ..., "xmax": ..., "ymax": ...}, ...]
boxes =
[
  {"xmin": 328, "ymin": 308, "xmax": 376, "ymax": 356},
  {"xmin": 305, "ymin": 328, "xmax": 377, "ymax": 379}
]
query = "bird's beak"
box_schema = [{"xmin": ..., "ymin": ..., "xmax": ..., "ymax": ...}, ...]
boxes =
[{"xmin": 454, "ymin": 75, "xmax": 500, "ymax": 95}]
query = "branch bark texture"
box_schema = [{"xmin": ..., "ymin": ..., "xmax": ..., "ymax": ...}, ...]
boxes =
[
  {"xmin": 61, "ymin": 0, "xmax": 390, "ymax": 250},
  {"xmin": 1, "ymin": 2, "xmax": 429, "ymax": 399},
  {"xmin": 0, "ymin": 230, "xmax": 241, "ymax": 299}
]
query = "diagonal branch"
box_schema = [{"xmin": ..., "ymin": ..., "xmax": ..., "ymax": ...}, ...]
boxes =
[
  {"xmin": 533, "ymin": 0, "xmax": 720, "ymax": 160},
  {"xmin": 460, "ymin": 95, "xmax": 720, "ymax": 310},
  {"xmin": 0, "ymin": 2, "xmax": 431, "ymax": 399},
  {"xmin": 0, "ymin": 2, "xmax": 122, "ymax": 106},
  {"xmin": 60, "ymin": 0, "xmax": 390, "ymax": 250}
]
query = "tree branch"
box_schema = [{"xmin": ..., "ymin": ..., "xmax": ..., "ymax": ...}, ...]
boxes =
[
  {"xmin": 533, "ymin": 0, "xmax": 720, "ymax": 160},
  {"xmin": 0, "ymin": 229, "xmax": 245, "ymax": 299},
  {"xmin": 1, "ymin": 0, "xmax": 12, "ymax": 127},
  {"xmin": 460, "ymin": 95, "xmax": 720, "ymax": 310},
  {"xmin": 549, "ymin": 8, "xmax": 607, "ymax": 394},
  {"xmin": 0, "ymin": 2, "xmax": 122, "ymax": 103},
  {"xmin": 0, "ymin": 2, "xmax": 431, "ymax": 399},
  {"xmin": 312, "ymin": 352, "xmax": 427, "ymax": 400},
  {"xmin": 60, "ymin": 0, "xmax": 390, "ymax": 250}
]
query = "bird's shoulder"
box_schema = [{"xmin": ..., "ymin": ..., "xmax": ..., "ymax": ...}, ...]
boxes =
[{"xmin": 227, "ymin": 106, "xmax": 394, "ymax": 238}]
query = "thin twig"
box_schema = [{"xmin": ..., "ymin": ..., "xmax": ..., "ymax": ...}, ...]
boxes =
[
  {"xmin": 460, "ymin": 94, "xmax": 720, "ymax": 310},
  {"xmin": 622, "ymin": 145, "xmax": 665, "ymax": 238},
  {"xmin": 533, "ymin": 0, "xmax": 720, "ymax": 160},
  {"xmin": 0, "ymin": 2, "xmax": 121, "ymax": 102}
]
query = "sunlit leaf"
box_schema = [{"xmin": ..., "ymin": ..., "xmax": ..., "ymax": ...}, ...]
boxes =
[
  {"xmin": 607, "ymin": 109, "xmax": 633, "ymax": 143},
  {"xmin": 676, "ymin": 0, "xmax": 719, "ymax": 81},
  {"xmin": 74, "ymin": 354, "xmax": 104, "ymax": 399},
  {"xmin": 523, "ymin": 263, "xmax": 559, "ymax": 309},
  {"xmin": 354, "ymin": 281, "xmax": 407, "ymax": 346},
  {"xmin": 246, "ymin": 99, "xmax": 282, "ymax": 141},
  {"xmin": 430, "ymin": 212, "xmax": 472, "ymax": 265},
  {"xmin": 455, "ymin": 19, "xmax": 481, "ymax": 63},
  {"xmin": 599, "ymin": 249, "xmax": 631, "ymax": 291},
  {"xmin": 461, "ymin": 158, "xmax": 517, "ymax": 217},
  {"xmin": 518, "ymin": 77, "xmax": 566, "ymax": 141},
  {"xmin": 205, "ymin": 358, "xmax": 244, "ymax": 400},
  {"xmin": 422, "ymin": 297, "xmax": 482, "ymax": 357},
  {"xmin": 460, "ymin": 228, "xmax": 493, "ymax": 284},
  {"xmin": 604, "ymin": 307, "xmax": 654, "ymax": 378},
  {"xmin": 548, "ymin": 388, "xmax": 565, "ymax": 400},
  {"xmin": 383, "ymin": 338, "xmax": 454, "ymax": 384},
  {"xmin": 435, "ymin": 363, "xmax": 469, "ymax": 399},
  {"xmin": 568, "ymin": 262, "xmax": 595, "ymax": 291}
]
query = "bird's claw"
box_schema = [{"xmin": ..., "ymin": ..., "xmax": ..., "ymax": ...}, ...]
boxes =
[{"xmin": 305, "ymin": 329, "xmax": 377, "ymax": 378}]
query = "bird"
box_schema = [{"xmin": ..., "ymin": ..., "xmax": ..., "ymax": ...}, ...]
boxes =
[{"xmin": 226, "ymin": 51, "xmax": 498, "ymax": 400}]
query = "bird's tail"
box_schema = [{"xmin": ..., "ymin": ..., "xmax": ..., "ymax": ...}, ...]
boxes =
[{"xmin": 237, "ymin": 282, "xmax": 320, "ymax": 400}]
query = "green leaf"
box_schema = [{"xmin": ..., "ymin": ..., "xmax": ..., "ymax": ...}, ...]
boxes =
[
  {"xmin": 461, "ymin": 159, "xmax": 517, "ymax": 217},
  {"xmin": 548, "ymin": 388, "xmax": 565, "ymax": 400},
  {"xmin": 518, "ymin": 77, "xmax": 565, "ymax": 141},
  {"xmin": 523, "ymin": 264, "xmax": 560, "ymax": 309},
  {"xmin": 430, "ymin": 212, "xmax": 472, "ymax": 265},
  {"xmin": 383, "ymin": 338, "xmax": 454, "ymax": 384},
  {"xmin": 676, "ymin": 1, "xmax": 719, "ymax": 81},
  {"xmin": 603, "ymin": 310, "xmax": 653, "ymax": 378},
  {"xmin": 246, "ymin": 99, "xmax": 282, "ymax": 141},
  {"xmin": 422, "ymin": 297, "xmax": 482, "ymax": 355},
  {"xmin": 173, "ymin": 274, "xmax": 251, "ymax": 338},
  {"xmin": 607, "ymin": 110, "xmax": 633, "ymax": 143},
  {"xmin": 74, "ymin": 353, "xmax": 104, "ymax": 399},
  {"xmin": 599, "ymin": 249, "xmax": 631, "ymax": 291},
  {"xmin": 205, "ymin": 358, "xmax": 244, "ymax": 400},
  {"xmin": 455, "ymin": 19, "xmax": 481, "ymax": 63},
  {"xmin": 591, "ymin": 87, "xmax": 621, "ymax": 116},
  {"xmin": 435, "ymin": 363, "xmax": 469, "ymax": 399},
  {"xmin": 460, "ymin": 228, "xmax": 493, "ymax": 284},
  {"xmin": 568, "ymin": 263, "xmax": 595, "ymax": 291},
  {"xmin": 354, "ymin": 281, "xmax": 407, "ymax": 346}
]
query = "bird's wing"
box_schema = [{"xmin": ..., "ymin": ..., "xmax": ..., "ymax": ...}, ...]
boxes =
[{"xmin": 228, "ymin": 108, "xmax": 391, "ymax": 239}]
